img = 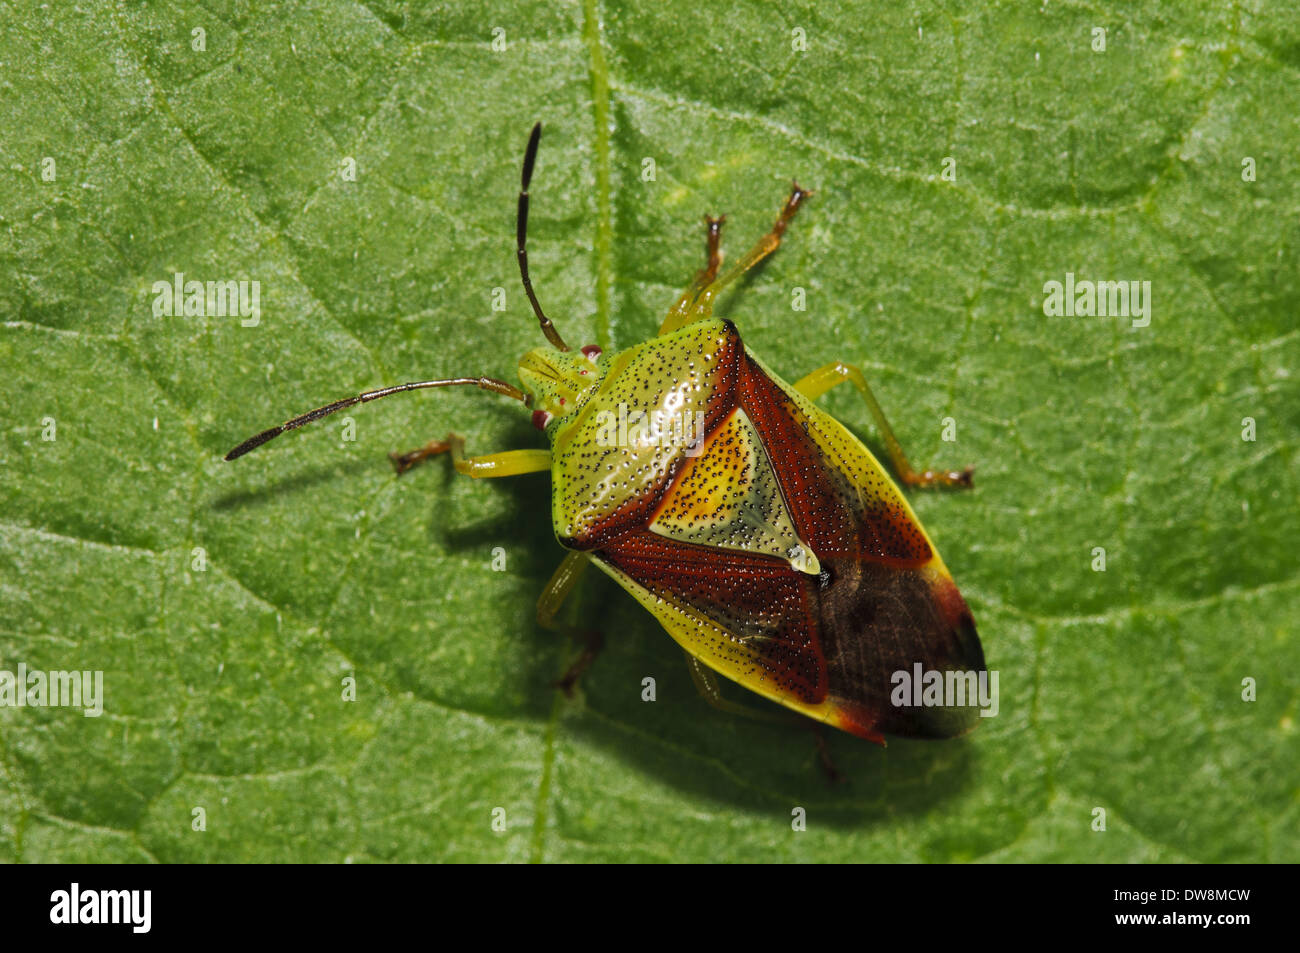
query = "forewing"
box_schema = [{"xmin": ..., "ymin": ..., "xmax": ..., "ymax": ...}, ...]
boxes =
[
  {"xmin": 577, "ymin": 323, "xmax": 986, "ymax": 740},
  {"xmin": 736, "ymin": 349, "xmax": 988, "ymax": 738},
  {"xmin": 595, "ymin": 530, "xmax": 827, "ymax": 707}
]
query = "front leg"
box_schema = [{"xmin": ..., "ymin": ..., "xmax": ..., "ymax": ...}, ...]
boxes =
[
  {"xmin": 660, "ymin": 181, "xmax": 811, "ymax": 336},
  {"xmin": 663, "ymin": 214, "xmax": 727, "ymax": 332},
  {"xmin": 389, "ymin": 432, "xmax": 551, "ymax": 478}
]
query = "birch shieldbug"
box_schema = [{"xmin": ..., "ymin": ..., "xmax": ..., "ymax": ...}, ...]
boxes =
[{"xmin": 225, "ymin": 123, "xmax": 986, "ymax": 745}]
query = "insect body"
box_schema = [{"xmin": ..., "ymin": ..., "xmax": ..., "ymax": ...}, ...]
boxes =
[{"xmin": 227, "ymin": 124, "xmax": 986, "ymax": 744}]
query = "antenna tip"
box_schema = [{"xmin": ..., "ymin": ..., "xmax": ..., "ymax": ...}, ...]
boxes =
[
  {"xmin": 522, "ymin": 123, "xmax": 543, "ymax": 188},
  {"xmin": 224, "ymin": 425, "xmax": 284, "ymax": 461}
]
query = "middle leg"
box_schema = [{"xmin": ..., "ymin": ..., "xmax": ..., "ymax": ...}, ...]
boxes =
[
  {"xmin": 536, "ymin": 550, "xmax": 604, "ymax": 696},
  {"xmin": 794, "ymin": 362, "xmax": 974, "ymax": 488}
]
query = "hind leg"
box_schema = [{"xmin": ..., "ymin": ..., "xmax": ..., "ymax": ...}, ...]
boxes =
[{"xmin": 684, "ymin": 654, "xmax": 845, "ymax": 782}]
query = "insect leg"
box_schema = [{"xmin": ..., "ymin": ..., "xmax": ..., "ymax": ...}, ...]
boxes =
[
  {"xmin": 536, "ymin": 550, "xmax": 603, "ymax": 696},
  {"xmin": 810, "ymin": 724, "xmax": 845, "ymax": 784},
  {"xmin": 388, "ymin": 438, "xmax": 453, "ymax": 474},
  {"xmin": 684, "ymin": 654, "xmax": 800, "ymax": 724},
  {"xmin": 793, "ymin": 362, "xmax": 974, "ymax": 488},
  {"xmin": 660, "ymin": 215, "xmax": 726, "ymax": 334},
  {"xmin": 389, "ymin": 432, "xmax": 551, "ymax": 477},
  {"xmin": 686, "ymin": 654, "xmax": 845, "ymax": 781},
  {"xmin": 688, "ymin": 182, "xmax": 811, "ymax": 321}
]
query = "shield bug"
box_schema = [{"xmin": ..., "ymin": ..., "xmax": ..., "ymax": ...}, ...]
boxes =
[{"xmin": 225, "ymin": 123, "xmax": 987, "ymax": 745}]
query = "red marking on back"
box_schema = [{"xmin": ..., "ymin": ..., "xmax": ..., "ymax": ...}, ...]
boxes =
[
  {"xmin": 931, "ymin": 573, "xmax": 974, "ymax": 629},
  {"xmin": 735, "ymin": 352, "xmax": 931, "ymax": 566},
  {"xmin": 831, "ymin": 702, "xmax": 887, "ymax": 745},
  {"xmin": 602, "ymin": 530, "xmax": 828, "ymax": 704}
]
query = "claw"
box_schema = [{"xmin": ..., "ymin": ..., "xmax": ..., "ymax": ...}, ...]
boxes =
[{"xmin": 388, "ymin": 439, "xmax": 452, "ymax": 476}]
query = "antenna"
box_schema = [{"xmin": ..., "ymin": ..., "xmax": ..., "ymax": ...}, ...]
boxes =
[
  {"xmin": 517, "ymin": 123, "xmax": 569, "ymax": 351},
  {"xmin": 224, "ymin": 377, "xmax": 529, "ymax": 461},
  {"xmin": 225, "ymin": 123, "xmax": 564, "ymax": 463}
]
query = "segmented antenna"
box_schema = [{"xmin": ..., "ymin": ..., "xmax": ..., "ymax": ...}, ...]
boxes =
[
  {"xmin": 224, "ymin": 377, "xmax": 529, "ymax": 461},
  {"xmin": 517, "ymin": 123, "xmax": 569, "ymax": 351},
  {"xmin": 225, "ymin": 123, "xmax": 563, "ymax": 463}
]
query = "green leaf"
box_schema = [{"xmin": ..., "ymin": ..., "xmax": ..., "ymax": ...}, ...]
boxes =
[{"xmin": 1, "ymin": 0, "xmax": 1296, "ymax": 863}]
